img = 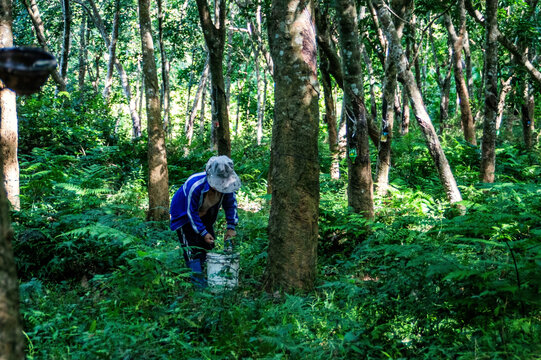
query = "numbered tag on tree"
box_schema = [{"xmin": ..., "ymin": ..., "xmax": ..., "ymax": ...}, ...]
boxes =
[{"xmin": 348, "ymin": 148, "xmax": 357, "ymax": 162}]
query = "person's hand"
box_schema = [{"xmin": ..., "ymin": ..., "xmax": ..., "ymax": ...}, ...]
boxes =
[
  {"xmin": 225, "ymin": 229, "xmax": 236, "ymax": 241},
  {"xmin": 203, "ymin": 233, "xmax": 215, "ymax": 245}
]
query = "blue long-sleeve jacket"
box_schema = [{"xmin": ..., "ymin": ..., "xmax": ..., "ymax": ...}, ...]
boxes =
[{"xmin": 170, "ymin": 172, "xmax": 238, "ymax": 236}]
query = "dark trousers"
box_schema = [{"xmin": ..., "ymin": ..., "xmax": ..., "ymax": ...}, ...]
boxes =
[{"xmin": 176, "ymin": 201, "xmax": 220, "ymax": 268}]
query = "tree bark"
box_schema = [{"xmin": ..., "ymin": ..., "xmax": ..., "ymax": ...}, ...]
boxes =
[
  {"xmin": 78, "ymin": 14, "xmax": 87, "ymax": 91},
  {"xmin": 401, "ymin": 86, "xmax": 410, "ymax": 134},
  {"xmin": 81, "ymin": 0, "xmax": 141, "ymax": 138},
  {"xmin": 336, "ymin": 0, "xmax": 374, "ymax": 219},
  {"xmin": 22, "ymin": 0, "xmax": 67, "ymax": 91},
  {"xmin": 495, "ymin": 74, "xmax": 514, "ymax": 132},
  {"xmin": 375, "ymin": 0, "xmax": 462, "ymax": 204},
  {"xmin": 157, "ymin": 0, "xmax": 171, "ymax": 135},
  {"xmin": 60, "ymin": 0, "xmax": 71, "ymax": 82},
  {"xmin": 102, "ymin": 0, "xmax": 120, "ymax": 100},
  {"xmin": 186, "ymin": 57, "xmax": 210, "ymax": 145},
  {"xmin": 0, "ymin": 1, "xmax": 24, "ymax": 357},
  {"xmin": 0, "ymin": 3, "xmax": 18, "ymax": 212},
  {"xmin": 138, "ymin": 0, "xmax": 170, "ymax": 221},
  {"xmin": 320, "ymin": 52, "xmax": 339, "ymax": 179},
  {"xmin": 480, "ymin": 0, "xmax": 498, "ymax": 183},
  {"xmin": 445, "ymin": 0, "xmax": 476, "ymax": 145},
  {"xmin": 521, "ymin": 80, "xmax": 535, "ymax": 150},
  {"xmin": 465, "ymin": 0, "xmax": 541, "ymax": 87},
  {"xmin": 196, "ymin": 0, "xmax": 231, "ymax": 157},
  {"xmin": 265, "ymin": 0, "xmax": 319, "ymax": 292}
]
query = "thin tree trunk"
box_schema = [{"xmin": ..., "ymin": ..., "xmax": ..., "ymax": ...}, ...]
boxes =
[
  {"xmin": 401, "ymin": 87, "xmax": 410, "ymax": 134},
  {"xmin": 336, "ymin": 0, "xmax": 374, "ymax": 219},
  {"xmin": 463, "ymin": 30, "xmax": 474, "ymax": 98},
  {"xmin": 60, "ymin": 0, "xmax": 71, "ymax": 82},
  {"xmin": 0, "ymin": 0, "xmax": 24, "ymax": 356},
  {"xmin": 78, "ymin": 15, "xmax": 87, "ymax": 91},
  {"xmin": 445, "ymin": 0, "xmax": 476, "ymax": 145},
  {"xmin": 196, "ymin": 0, "xmax": 231, "ymax": 157},
  {"xmin": 320, "ymin": 53, "xmax": 339, "ymax": 179},
  {"xmin": 157, "ymin": 0, "xmax": 171, "ymax": 134},
  {"xmin": 429, "ymin": 24, "xmax": 453, "ymax": 132},
  {"xmin": 22, "ymin": 0, "xmax": 67, "ymax": 91},
  {"xmin": 480, "ymin": 0, "xmax": 498, "ymax": 183},
  {"xmin": 465, "ymin": 0, "xmax": 541, "ymax": 87},
  {"xmin": 265, "ymin": 0, "xmax": 319, "ymax": 292},
  {"xmin": 186, "ymin": 57, "xmax": 210, "ymax": 145},
  {"xmin": 521, "ymin": 80, "xmax": 535, "ymax": 150},
  {"xmin": 102, "ymin": 0, "xmax": 119, "ymax": 100},
  {"xmin": 81, "ymin": 0, "xmax": 141, "ymax": 138},
  {"xmin": 138, "ymin": 0, "xmax": 170, "ymax": 221},
  {"xmin": 200, "ymin": 80, "xmax": 208, "ymax": 137},
  {"xmin": 375, "ymin": 0, "xmax": 462, "ymax": 204},
  {"xmin": 495, "ymin": 74, "xmax": 514, "ymax": 132}
]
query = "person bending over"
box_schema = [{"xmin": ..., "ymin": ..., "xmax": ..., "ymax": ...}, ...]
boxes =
[{"xmin": 170, "ymin": 155, "xmax": 241, "ymax": 286}]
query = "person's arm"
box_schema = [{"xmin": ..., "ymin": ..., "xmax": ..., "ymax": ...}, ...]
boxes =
[
  {"xmin": 223, "ymin": 193, "xmax": 238, "ymax": 239},
  {"xmin": 186, "ymin": 180, "xmax": 209, "ymax": 237}
]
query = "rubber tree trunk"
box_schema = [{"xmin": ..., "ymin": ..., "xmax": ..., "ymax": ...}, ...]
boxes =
[
  {"xmin": 495, "ymin": 74, "xmax": 514, "ymax": 132},
  {"xmin": 336, "ymin": 0, "xmax": 374, "ymax": 219},
  {"xmin": 465, "ymin": 0, "xmax": 541, "ymax": 88},
  {"xmin": 196, "ymin": 0, "xmax": 231, "ymax": 157},
  {"xmin": 0, "ymin": 4, "xmax": 18, "ymax": 211},
  {"xmin": 445, "ymin": 0, "xmax": 476, "ymax": 145},
  {"xmin": 78, "ymin": 14, "xmax": 87, "ymax": 91},
  {"xmin": 0, "ymin": 2, "xmax": 24, "ymax": 357},
  {"xmin": 186, "ymin": 57, "xmax": 210, "ymax": 145},
  {"xmin": 60, "ymin": 0, "xmax": 71, "ymax": 82},
  {"xmin": 157, "ymin": 0, "xmax": 171, "ymax": 135},
  {"xmin": 320, "ymin": 53, "xmax": 340, "ymax": 180},
  {"xmin": 265, "ymin": 0, "xmax": 320, "ymax": 292},
  {"xmin": 138, "ymin": 0, "xmax": 170, "ymax": 221},
  {"xmin": 480, "ymin": 0, "xmax": 499, "ymax": 183},
  {"xmin": 85, "ymin": 0, "xmax": 141, "ymax": 138},
  {"xmin": 375, "ymin": 35, "xmax": 399, "ymax": 197},
  {"xmin": 22, "ymin": 0, "xmax": 67, "ymax": 91},
  {"xmin": 102, "ymin": 0, "xmax": 119, "ymax": 100},
  {"xmin": 521, "ymin": 80, "xmax": 535, "ymax": 150},
  {"xmin": 375, "ymin": 0, "xmax": 463, "ymax": 204}
]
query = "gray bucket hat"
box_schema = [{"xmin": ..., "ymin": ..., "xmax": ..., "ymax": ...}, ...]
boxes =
[{"xmin": 205, "ymin": 155, "xmax": 241, "ymax": 193}]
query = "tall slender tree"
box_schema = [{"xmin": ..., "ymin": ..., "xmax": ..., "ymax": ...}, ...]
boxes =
[
  {"xmin": 445, "ymin": 0, "xmax": 476, "ymax": 145},
  {"xmin": 138, "ymin": 0, "xmax": 170, "ymax": 221},
  {"xmin": 265, "ymin": 0, "xmax": 320, "ymax": 292},
  {"xmin": 375, "ymin": 0, "xmax": 462, "ymax": 204},
  {"xmin": 335, "ymin": 0, "xmax": 374, "ymax": 218},
  {"xmin": 480, "ymin": 0, "xmax": 499, "ymax": 182},
  {"xmin": 196, "ymin": 0, "xmax": 231, "ymax": 157}
]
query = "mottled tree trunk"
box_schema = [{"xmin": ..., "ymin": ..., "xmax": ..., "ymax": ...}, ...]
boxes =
[
  {"xmin": 495, "ymin": 74, "xmax": 514, "ymax": 132},
  {"xmin": 22, "ymin": 0, "xmax": 67, "ymax": 91},
  {"xmin": 521, "ymin": 80, "xmax": 535, "ymax": 150},
  {"xmin": 401, "ymin": 88, "xmax": 410, "ymax": 135},
  {"xmin": 445, "ymin": 0, "xmax": 476, "ymax": 145},
  {"xmin": 85, "ymin": 0, "xmax": 141, "ymax": 138},
  {"xmin": 320, "ymin": 53, "xmax": 339, "ymax": 179},
  {"xmin": 0, "ymin": 2, "xmax": 18, "ymax": 211},
  {"xmin": 0, "ymin": 2, "xmax": 24, "ymax": 357},
  {"xmin": 60, "ymin": 0, "xmax": 71, "ymax": 82},
  {"xmin": 196, "ymin": 0, "xmax": 231, "ymax": 157},
  {"xmin": 376, "ymin": 40, "xmax": 399, "ymax": 197},
  {"xmin": 336, "ymin": 0, "xmax": 374, "ymax": 218},
  {"xmin": 138, "ymin": 0, "xmax": 170, "ymax": 221},
  {"xmin": 480, "ymin": 0, "xmax": 498, "ymax": 183},
  {"xmin": 78, "ymin": 15, "xmax": 87, "ymax": 91},
  {"xmin": 465, "ymin": 0, "xmax": 541, "ymax": 87},
  {"xmin": 375, "ymin": 0, "xmax": 462, "ymax": 204},
  {"xmin": 157, "ymin": 0, "xmax": 170, "ymax": 135},
  {"xmin": 265, "ymin": 0, "xmax": 319, "ymax": 292},
  {"xmin": 186, "ymin": 57, "xmax": 209, "ymax": 145},
  {"xmin": 102, "ymin": 0, "xmax": 119, "ymax": 100}
]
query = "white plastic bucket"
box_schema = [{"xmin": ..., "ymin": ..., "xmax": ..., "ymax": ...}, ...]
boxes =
[{"xmin": 206, "ymin": 252, "xmax": 239, "ymax": 291}]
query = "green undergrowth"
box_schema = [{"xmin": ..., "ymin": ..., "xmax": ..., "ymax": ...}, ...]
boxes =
[{"xmin": 13, "ymin": 135, "xmax": 541, "ymax": 359}]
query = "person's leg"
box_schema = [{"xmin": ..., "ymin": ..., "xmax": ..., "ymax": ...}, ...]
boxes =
[{"xmin": 176, "ymin": 225, "xmax": 209, "ymax": 287}]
